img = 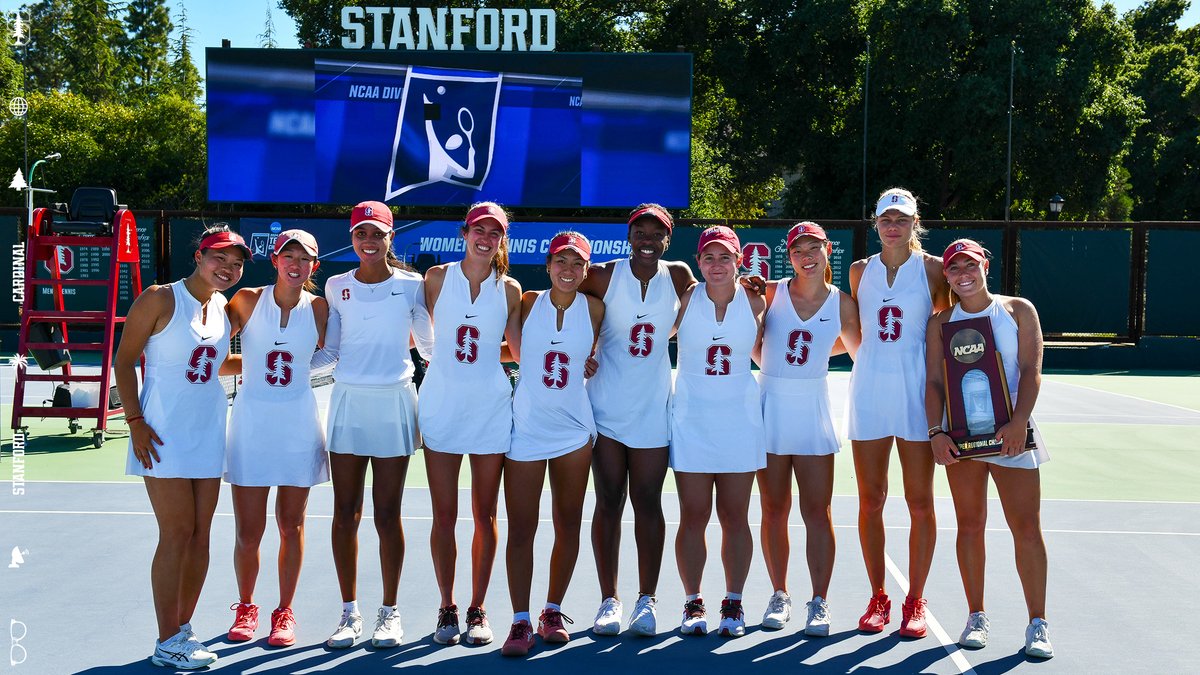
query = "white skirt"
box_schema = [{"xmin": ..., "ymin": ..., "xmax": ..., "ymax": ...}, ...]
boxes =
[
  {"xmin": 225, "ymin": 391, "xmax": 328, "ymax": 487},
  {"xmin": 669, "ymin": 372, "xmax": 766, "ymax": 473},
  {"xmin": 418, "ymin": 367, "xmax": 511, "ymax": 455},
  {"xmin": 846, "ymin": 348, "xmax": 928, "ymax": 443},
  {"xmin": 971, "ymin": 417, "xmax": 1050, "ymax": 470},
  {"xmin": 326, "ymin": 381, "xmax": 420, "ymax": 458},
  {"xmin": 126, "ymin": 381, "xmax": 226, "ymax": 479},
  {"xmin": 760, "ymin": 374, "xmax": 839, "ymax": 456}
]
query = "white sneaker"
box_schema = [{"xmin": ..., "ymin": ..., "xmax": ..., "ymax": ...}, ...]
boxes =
[
  {"xmin": 433, "ymin": 605, "xmax": 460, "ymax": 645},
  {"xmin": 372, "ymin": 607, "xmax": 403, "ymax": 648},
  {"xmin": 680, "ymin": 599, "xmax": 707, "ymax": 635},
  {"xmin": 717, "ymin": 599, "xmax": 745, "ymax": 638},
  {"xmin": 1024, "ymin": 618, "xmax": 1054, "ymax": 659},
  {"xmin": 959, "ymin": 611, "xmax": 989, "ymax": 649},
  {"xmin": 804, "ymin": 596, "xmax": 831, "ymax": 637},
  {"xmin": 465, "ymin": 606, "xmax": 494, "ymax": 645},
  {"xmin": 761, "ymin": 590, "xmax": 792, "ymax": 630},
  {"xmin": 628, "ymin": 595, "xmax": 657, "ymax": 636},
  {"xmin": 326, "ymin": 610, "xmax": 363, "ymax": 649},
  {"xmin": 150, "ymin": 632, "xmax": 218, "ymax": 670},
  {"xmin": 592, "ymin": 597, "xmax": 623, "ymax": 636}
]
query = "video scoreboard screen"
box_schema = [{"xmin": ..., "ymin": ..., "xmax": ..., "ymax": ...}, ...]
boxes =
[{"xmin": 207, "ymin": 49, "xmax": 692, "ymax": 208}]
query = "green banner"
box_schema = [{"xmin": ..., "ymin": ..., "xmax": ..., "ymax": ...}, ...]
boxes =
[
  {"xmin": 1020, "ymin": 229, "xmax": 1131, "ymax": 336},
  {"xmin": 1145, "ymin": 230, "xmax": 1200, "ymax": 336}
]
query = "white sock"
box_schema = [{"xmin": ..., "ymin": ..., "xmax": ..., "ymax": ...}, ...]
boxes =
[
  {"xmin": 775, "ymin": 589, "xmax": 788, "ymax": 597},
  {"xmin": 638, "ymin": 594, "xmax": 655, "ymax": 602},
  {"xmin": 726, "ymin": 592, "xmax": 743, "ymax": 601},
  {"xmin": 544, "ymin": 602, "xmax": 561, "ymax": 613},
  {"xmin": 685, "ymin": 593, "xmax": 702, "ymax": 602},
  {"xmin": 343, "ymin": 601, "xmax": 359, "ymax": 615},
  {"xmin": 381, "ymin": 605, "xmax": 398, "ymax": 616},
  {"xmin": 514, "ymin": 611, "xmax": 531, "ymax": 624}
]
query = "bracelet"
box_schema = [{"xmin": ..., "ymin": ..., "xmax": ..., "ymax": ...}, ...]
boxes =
[
  {"xmin": 927, "ymin": 426, "xmax": 944, "ymax": 437},
  {"xmin": 126, "ymin": 415, "xmax": 144, "ymax": 424},
  {"xmin": 929, "ymin": 429, "xmax": 950, "ymax": 440}
]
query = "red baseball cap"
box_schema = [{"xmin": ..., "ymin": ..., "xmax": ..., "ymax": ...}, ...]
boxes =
[
  {"xmin": 548, "ymin": 232, "xmax": 591, "ymax": 261},
  {"xmin": 786, "ymin": 221, "xmax": 829, "ymax": 248},
  {"xmin": 697, "ymin": 225, "xmax": 741, "ymax": 256},
  {"xmin": 627, "ymin": 205, "xmax": 673, "ymax": 232},
  {"xmin": 273, "ymin": 229, "xmax": 319, "ymax": 257},
  {"xmin": 350, "ymin": 201, "xmax": 393, "ymax": 233},
  {"xmin": 942, "ymin": 240, "xmax": 989, "ymax": 268},
  {"xmin": 200, "ymin": 230, "xmax": 251, "ymax": 257},
  {"xmin": 465, "ymin": 202, "xmax": 509, "ymax": 231}
]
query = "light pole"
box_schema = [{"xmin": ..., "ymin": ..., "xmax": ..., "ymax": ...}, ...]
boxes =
[
  {"xmin": 25, "ymin": 152, "xmax": 61, "ymax": 227},
  {"xmin": 1049, "ymin": 193, "xmax": 1065, "ymax": 221},
  {"xmin": 1004, "ymin": 40, "xmax": 1016, "ymax": 222},
  {"xmin": 862, "ymin": 36, "xmax": 870, "ymax": 221}
]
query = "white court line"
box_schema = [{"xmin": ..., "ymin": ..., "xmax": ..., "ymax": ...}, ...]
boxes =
[
  {"xmin": 1050, "ymin": 378, "xmax": 1200, "ymax": 415},
  {"xmin": 883, "ymin": 553, "xmax": 976, "ymax": 675},
  {"xmin": 5, "ymin": 509, "xmax": 1198, "ymax": 536}
]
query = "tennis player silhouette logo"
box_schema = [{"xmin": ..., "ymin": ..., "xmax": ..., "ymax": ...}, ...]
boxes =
[{"xmin": 387, "ymin": 66, "xmax": 501, "ymax": 200}]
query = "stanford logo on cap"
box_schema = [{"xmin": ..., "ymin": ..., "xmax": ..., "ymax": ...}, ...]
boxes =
[
  {"xmin": 364, "ymin": 205, "xmax": 373, "ymax": 217},
  {"xmin": 891, "ymin": 195, "xmax": 900, "ymax": 203},
  {"xmin": 955, "ymin": 242, "xmax": 965, "ymax": 252}
]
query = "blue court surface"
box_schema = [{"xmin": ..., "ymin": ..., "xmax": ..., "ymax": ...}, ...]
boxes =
[{"xmin": 2, "ymin": 369, "xmax": 1198, "ymax": 673}]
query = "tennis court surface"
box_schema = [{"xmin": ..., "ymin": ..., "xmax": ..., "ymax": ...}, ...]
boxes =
[{"xmin": 2, "ymin": 368, "xmax": 1198, "ymax": 673}]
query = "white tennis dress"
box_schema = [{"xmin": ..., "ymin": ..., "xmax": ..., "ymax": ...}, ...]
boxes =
[
  {"xmin": 587, "ymin": 259, "xmax": 679, "ymax": 448},
  {"xmin": 948, "ymin": 299, "xmax": 1050, "ymax": 469},
  {"xmin": 759, "ymin": 282, "xmax": 842, "ymax": 456},
  {"xmin": 419, "ymin": 262, "xmax": 513, "ymax": 455},
  {"xmin": 847, "ymin": 254, "xmax": 933, "ymax": 442},
  {"xmin": 509, "ymin": 292, "xmax": 596, "ymax": 461},
  {"xmin": 126, "ymin": 281, "xmax": 230, "ymax": 479},
  {"xmin": 669, "ymin": 284, "xmax": 765, "ymax": 473},
  {"xmin": 225, "ymin": 287, "xmax": 328, "ymax": 487},
  {"xmin": 324, "ymin": 267, "xmax": 430, "ymax": 458}
]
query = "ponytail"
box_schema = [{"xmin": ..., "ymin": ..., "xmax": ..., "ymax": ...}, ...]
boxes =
[
  {"xmin": 385, "ymin": 246, "xmax": 413, "ymax": 271},
  {"xmin": 493, "ymin": 235, "xmax": 510, "ymax": 278}
]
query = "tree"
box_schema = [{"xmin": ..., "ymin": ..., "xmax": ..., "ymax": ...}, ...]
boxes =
[
  {"xmin": 166, "ymin": 4, "xmax": 201, "ymax": 102},
  {"xmin": 260, "ymin": 3, "xmax": 279, "ymax": 49},
  {"xmin": 60, "ymin": 0, "xmax": 127, "ymax": 102},
  {"xmin": 122, "ymin": 0, "xmax": 173, "ymax": 97},
  {"xmin": 21, "ymin": 0, "xmax": 70, "ymax": 93}
]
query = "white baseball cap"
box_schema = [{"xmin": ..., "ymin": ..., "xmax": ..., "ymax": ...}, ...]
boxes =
[{"xmin": 875, "ymin": 191, "xmax": 918, "ymax": 217}]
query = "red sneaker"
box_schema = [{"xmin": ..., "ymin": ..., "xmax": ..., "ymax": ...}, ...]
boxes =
[
  {"xmin": 501, "ymin": 620, "xmax": 535, "ymax": 657},
  {"xmin": 899, "ymin": 597, "xmax": 928, "ymax": 638},
  {"xmin": 227, "ymin": 602, "xmax": 259, "ymax": 642},
  {"xmin": 268, "ymin": 607, "xmax": 297, "ymax": 647},
  {"xmin": 537, "ymin": 608, "xmax": 574, "ymax": 643},
  {"xmin": 857, "ymin": 594, "xmax": 890, "ymax": 633}
]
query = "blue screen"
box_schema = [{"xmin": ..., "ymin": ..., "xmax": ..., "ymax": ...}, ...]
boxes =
[{"xmin": 207, "ymin": 49, "xmax": 691, "ymax": 208}]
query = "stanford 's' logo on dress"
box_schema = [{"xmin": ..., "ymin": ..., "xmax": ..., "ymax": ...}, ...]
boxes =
[
  {"xmin": 542, "ymin": 350, "xmax": 570, "ymax": 389},
  {"xmin": 705, "ymin": 344, "xmax": 732, "ymax": 376},
  {"xmin": 785, "ymin": 329, "xmax": 812, "ymax": 366},
  {"xmin": 878, "ymin": 305, "xmax": 902, "ymax": 342},
  {"xmin": 629, "ymin": 322, "xmax": 654, "ymax": 357},
  {"xmin": 185, "ymin": 345, "xmax": 217, "ymax": 384},
  {"xmin": 455, "ymin": 324, "xmax": 480, "ymax": 363},
  {"xmin": 265, "ymin": 350, "xmax": 294, "ymax": 387}
]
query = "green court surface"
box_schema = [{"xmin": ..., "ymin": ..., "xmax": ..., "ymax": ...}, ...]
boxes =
[{"xmin": 4, "ymin": 371, "xmax": 1197, "ymax": 503}]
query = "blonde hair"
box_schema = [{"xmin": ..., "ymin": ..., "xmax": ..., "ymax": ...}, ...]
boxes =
[
  {"xmin": 462, "ymin": 201, "xmax": 511, "ymax": 278},
  {"xmin": 874, "ymin": 187, "xmax": 927, "ymax": 252}
]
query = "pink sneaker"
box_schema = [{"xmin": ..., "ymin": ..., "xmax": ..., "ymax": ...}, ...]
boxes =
[
  {"xmin": 268, "ymin": 607, "xmax": 297, "ymax": 647},
  {"xmin": 537, "ymin": 608, "xmax": 574, "ymax": 643},
  {"xmin": 227, "ymin": 602, "xmax": 259, "ymax": 642},
  {"xmin": 501, "ymin": 620, "xmax": 535, "ymax": 657},
  {"xmin": 899, "ymin": 597, "xmax": 928, "ymax": 638},
  {"xmin": 857, "ymin": 594, "xmax": 890, "ymax": 633}
]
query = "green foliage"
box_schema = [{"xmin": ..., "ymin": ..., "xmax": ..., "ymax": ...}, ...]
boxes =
[
  {"xmin": 60, "ymin": 0, "xmax": 126, "ymax": 102},
  {"xmin": 0, "ymin": 91, "xmax": 207, "ymax": 209}
]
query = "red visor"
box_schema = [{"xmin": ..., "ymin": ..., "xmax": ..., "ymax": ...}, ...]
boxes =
[
  {"xmin": 200, "ymin": 231, "xmax": 251, "ymax": 257},
  {"xmin": 548, "ymin": 233, "xmax": 592, "ymax": 261}
]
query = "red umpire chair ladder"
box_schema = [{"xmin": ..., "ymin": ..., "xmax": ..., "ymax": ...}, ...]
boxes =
[{"xmin": 11, "ymin": 188, "xmax": 143, "ymax": 447}]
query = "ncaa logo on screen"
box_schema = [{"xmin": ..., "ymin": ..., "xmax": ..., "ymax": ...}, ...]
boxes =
[
  {"xmin": 387, "ymin": 65, "xmax": 500, "ymax": 200},
  {"xmin": 42, "ymin": 246, "xmax": 74, "ymax": 275}
]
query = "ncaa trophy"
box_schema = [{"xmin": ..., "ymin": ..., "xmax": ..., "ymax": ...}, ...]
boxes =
[{"xmin": 939, "ymin": 317, "xmax": 1034, "ymax": 459}]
